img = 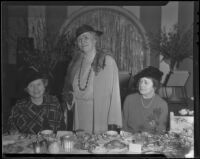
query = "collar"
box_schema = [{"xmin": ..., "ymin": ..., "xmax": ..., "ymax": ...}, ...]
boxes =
[{"xmin": 91, "ymin": 49, "xmax": 112, "ymax": 75}]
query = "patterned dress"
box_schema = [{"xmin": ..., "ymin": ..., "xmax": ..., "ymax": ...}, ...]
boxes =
[{"xmin": 7, "ymin": 94, "xmax": 65, "ymax": 134}]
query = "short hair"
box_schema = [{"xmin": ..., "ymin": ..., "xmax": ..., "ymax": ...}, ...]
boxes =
[{"xmin": 151, "ymin": 78, "xmax": 161, "ymax": 93}]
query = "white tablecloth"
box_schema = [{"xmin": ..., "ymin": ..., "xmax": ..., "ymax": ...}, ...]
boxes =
[{"xmin": 2, "ymin": 131, "xmax": 194, "ymax": 157}]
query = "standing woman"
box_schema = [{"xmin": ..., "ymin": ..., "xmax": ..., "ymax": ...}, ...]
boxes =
[
  {"xmin": 62, "ymin": 25, "xmax": 122, "ymax": 133},
  {"xmin": 122, "ymin": 66, "xmax": 168, "ymax": 134}
]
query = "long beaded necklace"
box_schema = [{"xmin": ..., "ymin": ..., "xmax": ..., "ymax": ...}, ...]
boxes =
[
  {"xmin": 140, "ymin": 94, "xmax": 155, "ymax": 108},
  {"xmin": 78, "ymin": 57, "xmax": 92, "ymax": 91}
]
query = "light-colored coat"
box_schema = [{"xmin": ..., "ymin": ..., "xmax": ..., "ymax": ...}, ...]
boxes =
[{"xmin": 63, "ymin": 50, "xmax": 122, "ymax": 133}]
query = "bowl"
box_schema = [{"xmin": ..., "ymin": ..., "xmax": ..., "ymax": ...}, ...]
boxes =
[
  {"xmin": 106, "ymin": 130, "xmax": 118, "ymax": 136},
  {"xmin": 39, "ymin": 130, "xmax": 54, "ymax": 138},
  {"xmin": 56, "ymin": 131, "xmax": 73, "ymax": 138},
  {"xmin": 120, "ymin": 130, "xmax": 132, "ymax": 138}
]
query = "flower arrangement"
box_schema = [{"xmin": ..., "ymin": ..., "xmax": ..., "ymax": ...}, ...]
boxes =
[
  {"xmin": 149, "ymin": 24, "xmax": 193, "ymax": 71},
  {"xmin": 147, "ymin": 108, "xmax": 162, "ymax": 134}
]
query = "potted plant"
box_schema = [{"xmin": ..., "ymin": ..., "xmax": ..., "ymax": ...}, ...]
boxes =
[
  {"xmin": 149, "ymin": 24, "xmax": 193, "ymax": 71},
  {"xmin": 148, "ymin": 24, "xmax": 193, "ymax": 101}
]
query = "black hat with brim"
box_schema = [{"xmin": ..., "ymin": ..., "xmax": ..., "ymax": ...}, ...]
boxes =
[
  {"xmin": 134, "ymin": 66, "xmax": 164, "ymax": 85},
  {"xmin": 75, "ymin": 24, "xmax": 103, "ymax": 39},
  {"xmin": 23, "ymin": 66, "xmax": 46, "ymax": 88}
]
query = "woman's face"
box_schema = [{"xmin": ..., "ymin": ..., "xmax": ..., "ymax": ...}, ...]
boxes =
[
  {"xmin": 26, "ymin": 79, "xmax": 46, "ymax": 99},
  {"xmin": 138, "ymin": 77, "xmax": 155, "ymax": 96},
  {"xmin": 77, "ymin": 32, "xmax": 96, "ymax": 53}
]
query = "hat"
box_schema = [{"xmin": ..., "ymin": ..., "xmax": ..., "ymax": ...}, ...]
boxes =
[
  {"xmin": 23, "ymin": 66, "xmax": 46, "ymax": 88},
  {"xmin": 134, "ymin": 66, "xmax": 163, "ymax": 84},
  {"xmin": 75, "ymin": 24, "xmax": 103, "ymax": 39}
]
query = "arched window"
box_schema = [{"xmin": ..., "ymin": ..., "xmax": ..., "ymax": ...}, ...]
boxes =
[{"xmin": 59, "ymin": 6, "xmax": 150, "ymax": 76}]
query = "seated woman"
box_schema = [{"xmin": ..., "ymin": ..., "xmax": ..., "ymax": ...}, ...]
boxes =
[
  {"xmin": 122, "ymin": 66, "xmax": 168, "ymax": 134},
  {"xmin": 7, "ymin": 66, "xmax": 66, "ymax": 134}
]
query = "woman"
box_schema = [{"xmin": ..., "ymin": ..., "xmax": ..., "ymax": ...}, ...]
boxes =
[
  {"xmin": 122, "ymin": 66, "xmax": 168, "ymax": 134},
  {"xmin": 7, "ymin": 66, "xmax": 65, "ymax": 134},
  {"xmin": 62, "ymin": 24, "xmax": 122, "ymax": 133}
]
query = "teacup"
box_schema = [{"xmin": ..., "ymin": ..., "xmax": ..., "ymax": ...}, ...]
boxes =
[
  {"xmin": 56, "ymin": 131, "xmax": 74, "ymax": 138},
  {"xmin": 32, "ymin": 139, "xmax": 48, "ymax": 153},
  {"xmin": 48, "ymin": 139, "xmax": 60, "ymax": 154},
  {"xmin": 39, "ymin": 130, "xmax": 54, "ymax": 140}
]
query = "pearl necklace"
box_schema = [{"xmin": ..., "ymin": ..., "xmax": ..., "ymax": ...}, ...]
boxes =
[
  {"xmin": 140, "ymin": 94, "xmax": 155, "ymax": 108},
  {"xmin": 78, "ymin": 58, "xmax": 92, "ymax": 91}
]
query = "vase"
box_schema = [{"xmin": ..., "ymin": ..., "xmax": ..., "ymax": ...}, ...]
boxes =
[
  {"xmin": 168, "ymin": 87, "xmax": 182, "ymax": 101},
  {"xmin": 158, "ymin": 86, "xmax": 173, "ymax": 98}
]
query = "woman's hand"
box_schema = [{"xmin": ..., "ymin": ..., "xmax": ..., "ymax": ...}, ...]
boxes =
[
  {"xmin": 63, "ymin": 91, "xmax": 75, "ymax": 110},
  {"xmin": 63, "ymin": 91, "xmax": 73, "ymax": 104},
  {"xmin": 67, "ymin": 91, "xmax": 74, "ymax": 105}
]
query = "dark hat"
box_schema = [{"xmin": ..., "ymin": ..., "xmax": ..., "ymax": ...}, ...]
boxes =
[
  {"xmin": 75, "ymin": 24, "xmax": 103, "ymax": 39},
  {"xmin": 23, "ymin": 66, "xmax": 46, "ymax": 88},
  {"xmin": 134, "ymin": 66, "xmax": 164, "ymax": 84}
]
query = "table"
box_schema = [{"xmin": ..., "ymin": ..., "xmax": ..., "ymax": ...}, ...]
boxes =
[{"xmin": 2, "ymin": 130, "xmax": 194, "ymax": 157}]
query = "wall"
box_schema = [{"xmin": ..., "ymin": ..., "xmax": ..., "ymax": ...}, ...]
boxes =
[
  {"xmin": 67, "ymin": 6, "xmax": 140, "ymax": 19},
  {"xmin": 28, "ymin": 6, "xmax": 46, "ymax": 50},
  {"xmin": 178, "ymin": 2, "xmax": 194, "ymax": 98},
  {"xmin": 140, "ymin": 6, "xmax": 161, "ymax": 68},
  {"xmin": 7, "ymin": 6, "xmax": 28, "ymax": 64},
  {"xmin": 2, "ymin": 5, "xmax": 28, "ymax": 131},
  {"xmin": 46, "ymin": 6, "xmax": 68, "ymax": 35}
]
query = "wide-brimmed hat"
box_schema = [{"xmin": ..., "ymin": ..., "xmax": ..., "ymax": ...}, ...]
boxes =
[
  {"xmin": 75, "ymin": 24, "xmax": 103, "ymax": 39},
  {"xmin": 134, "ymin": 66, "xmax": 164, "ymax": 84},
  {"xmin": 23, "ymin": 66, "xmax": 47, "ymax": 88}
]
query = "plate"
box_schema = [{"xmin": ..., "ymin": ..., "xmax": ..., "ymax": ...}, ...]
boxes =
[
  {"xmin": 104, "ymin": 139, "xmax": 128, "ymax": 153},
  {"xmin": 57, "ymin": 131, "xmax": 74, "ymax": 138},
  {"xmin": 2, "ymin": 140, "xmax": 15, "ymax": 146},
  {"xmin": 39, "ymin": 130, "xmax": 54, "ymax": 139},
  {"xmin": 3, "ymin": 134, "xmax": 20, "ymax": 141},
  {"xmin": 106, "ymin": 131, "xmax": 118, "ymax": 136},
  {"xmin": 107, "ymin": 147, "xmax": 128, "ymax": 154},
  {"xmin": 89, "ymin": 146, "xmax": 108, "ymax": 154},
  {"xmin": 3, "ymin": 143, "xmax": 24, "ymax": 153},
  {"xmin": 2, "ymin": 134, "xmax": 21, "ymax": 146},
  {"xmin": 143, "ymin": 151, "xmax": 162, "ymax": 154},
  {"xmin": 40, "ymin": 130, "xmax": 53, "ymax": 135},
  {"xmin": 120, "ymin": 131, "xmax": 133, "ymax": 138}
]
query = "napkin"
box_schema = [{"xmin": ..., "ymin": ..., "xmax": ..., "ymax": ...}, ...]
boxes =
[{"xmin": 128, "ymin": 143, "xmax": 142, "ymax": 153}]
